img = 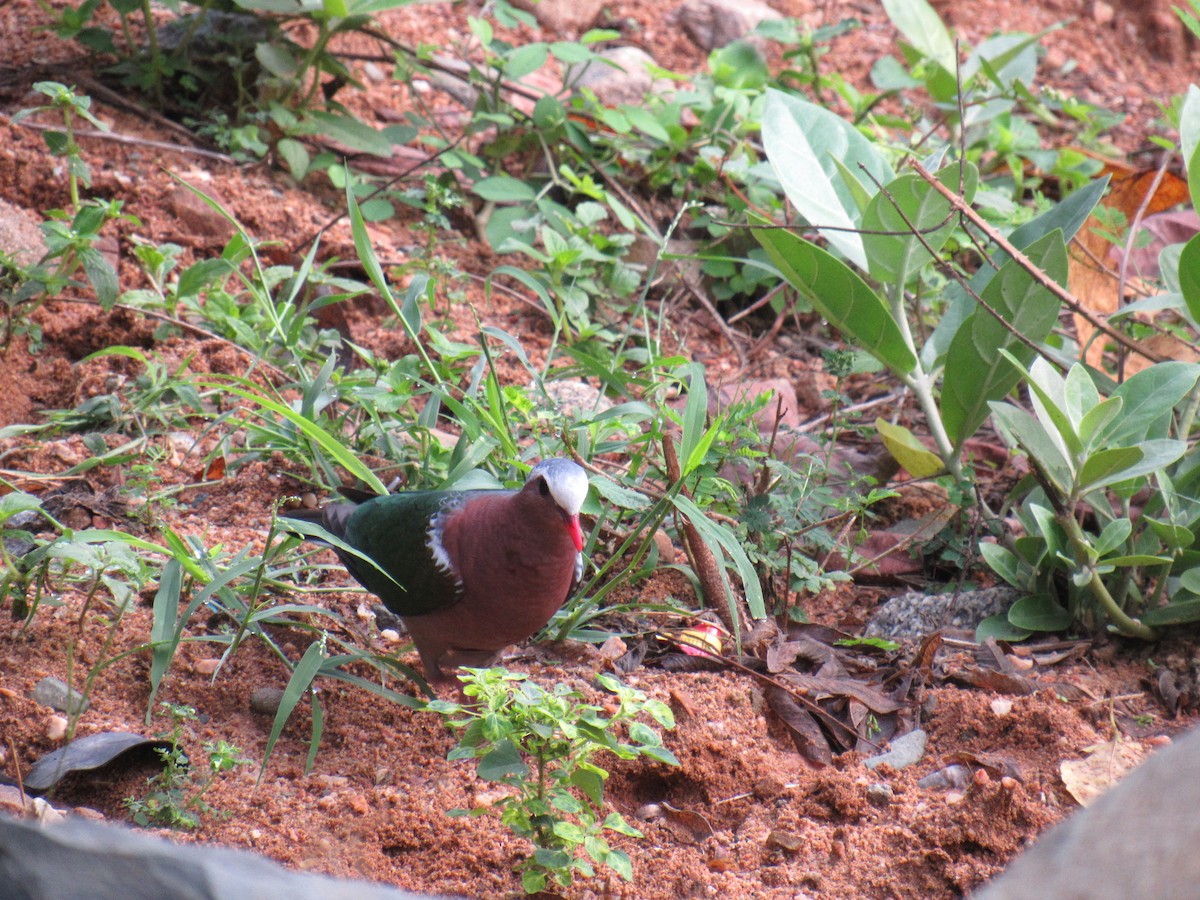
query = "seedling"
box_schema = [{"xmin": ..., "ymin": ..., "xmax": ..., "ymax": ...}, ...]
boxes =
[{"xmin": 428, "ymin": 668, "xmax": 678, "ymax": 894}]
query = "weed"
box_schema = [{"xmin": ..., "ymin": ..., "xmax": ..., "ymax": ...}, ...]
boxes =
[
  {"xmin": 428, "ymin": 668, "xmax": 678, "ymax": 894},
  {"xmin": 125, "ymin": 702, "xmax": 249, "ymax": 829}
]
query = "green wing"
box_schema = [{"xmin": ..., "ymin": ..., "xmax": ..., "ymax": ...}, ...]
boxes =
[{"xmin": 342, "ymin": 491, "xmax": 462, "ymax": 616}]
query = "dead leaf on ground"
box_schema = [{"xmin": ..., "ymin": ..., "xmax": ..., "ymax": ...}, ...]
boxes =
[{"xmin": 1060, "ymin": 738, "xmax": 1151, "ymax": 807}]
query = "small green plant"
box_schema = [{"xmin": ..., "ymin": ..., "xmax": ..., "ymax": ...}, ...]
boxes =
[
  {"xmin": 11, "ymin": 81, "xmax": 108, "ymax": 210},
  {"xmin": 981, "ymin": 356, "xmax": 1200, "ymax": 640},
  {"xmin": 125, "ymin": 703, "xmax": 249, "ymax": 829},
  {"xmin": 428, "ymin": 668, "xmax": 678, "ymax": 894}
]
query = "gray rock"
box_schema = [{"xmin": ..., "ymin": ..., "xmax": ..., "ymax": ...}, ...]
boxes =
[
  {"xmin": 509, "ymin": 0, "xmax": 606, "ymax": 34},
  {"xmin": 865, "ymin": 586, "xmax": 1018, "ymax": 640},
  {"xmin": 29, "ymin": 677, "xmax": 89, "ymax": 716},
  {"xmin": 575, "ymin": 47, "xmax": 671, "ymax": 107},
  {"xmin": 863, "ymin": 728, "xmax": 926, "ymax": 771},
  {"xmin": 0, "ymin": 815, "xmax": 446, "ymax": 899},
  {"xmin": 974, "ymin": 726, "xmax": 1200, "ymax": 899},
  {"xmin": 671, "ymin": 0, "xmax": 782, "ymax": 51}
]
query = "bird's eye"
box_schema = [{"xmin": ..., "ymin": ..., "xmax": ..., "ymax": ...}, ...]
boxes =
[{"xmin": 538, "ymin": 478, "xmax": 551, "ymax": 497}]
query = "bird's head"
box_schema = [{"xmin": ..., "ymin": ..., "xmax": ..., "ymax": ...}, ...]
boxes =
[{"xmin": 525, "ymin": 458, "xmax": 589, "ymax": 551}]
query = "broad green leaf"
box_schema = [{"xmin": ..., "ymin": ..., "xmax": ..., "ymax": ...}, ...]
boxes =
[
  {"xmin": 875, "ymin": 418, "xmax": 944, "ymax": 477},
  {"xmin": 1099, "ymin": 439, "xmax": 1187, "ymax": 491},
  {"xmin": 921, "ymin": 177, "xmax": 1108, "ymax": 369},
  {"xmin": 880, "ymin": 0, "xmax": 956, "ymax": 71},
  {"xmin": 1077, "ymin": 396, "xmax": 1123, "ymax": 451},
  {"xmin": 1147, "ymin": 518, "xmax": 1194, "ymax": 551},
  {"xmin": 1103, "ymin": 362, "xmax": 1200, "ymax": 445},
  {"xmin": 1179, "ymin": 232, "xmax": 1200, "ymax": 325},
  {"xmin": 503, "ymin": 42, "xmax": 548, "ymax": 79},
  {"xmin": 472, "ymin": 175, "xmax": 537, "ymax": 203},
  {"xmin": 1094, "ymin": 518, "xmax": 1133, "ymax": 558},
  {"xmin": 752, "ymin": 215, "xmax": 917, "ymax": 376},
  {"xmin": 623, "ymin": 105, "xmax": 671, "ymax": 143},
  {"xmin": 760, "ymin": 89, "xmax": 894, "ymax": 269},
  {"xmin": 862, "ymin": 163, "xmax": 977, "ymax": 286},
  {"xmin": 939, "ymin": 231, "xmax": 1067, "ymax": 448},
  {"xmin": 1181, "ymin": 85, "xmax": 1200, "ymax": 195},
  {"xmin": 1007, "ymin": 593, "xmax": 1071, "ymax": 632},
  {"xmin": 1101, "ymin": 554, "xmax": 1173, "ymax": 567},
  {"xmin": 980, "ymin": 542, "xmax": 1025, "ymax": 589},
  {"xmin": 477, "ymin": 738, "xmax": 528, "ymax": 781},
  {"xmin": 976, "ymin": 613, "xmax": 1032, "ymax": 642},
  {"xmin": 1063, "ymin": 361, "xmax": 1102, "ymax": 432},
  {"xmin": 1021, "ymin": 355, "xmax": 1084, "ymax": 463},
  {"xmin": 989, "ymin": 403, "xmax": 1073, "ymax": 496},
  {"xmin": 591, "ymin": 476, "xmax": 650, "ymax": 510},
  {"xmin": 1141, "ymin": 596, "xmax": 1200, "ymax": 626},
  {"xmin": 1078, "ymin": 447, "xmax": 1144, "ymax": 493},
  {"xmin": 298, "ymin": 111, "xmax": 393, "ymax": 156}
]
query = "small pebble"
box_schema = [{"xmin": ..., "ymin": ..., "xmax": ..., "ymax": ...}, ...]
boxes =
[
  {"xmin": 766, "ymin": 830, "xmax": 804, "ymax": 852},
  {"xmin": 29, "ymin": 677, "xmax": 89, "ymax": 716},
  {"xmin": 380, "ymin": 629, "xmax": 402, "ymax": 644},
  {"xmin": 918, "ymin": 764, "xmax": 972, "ymax": 791},
  {"xmin": 250, "ymin": 687, "xmax": 286, "ymax": 716},
  {"xmin": 193, "ymin": 658, "xmax": 221, "ymax": 676},
  {"xmin": 634, "ymin": 803, "xmax": 663, "ymax": 820},
  {"xmin": 991, "ymin": 698, "xmax": 1013, "ymax": 716},
  {"xmin": 973, "ymin": 768, "xmax": 991, "ymax": 786},
  {"xmin": 864, "ymin": 729, "xmax": 927, "ymax": 770},
  {"xmin": 45, "ymin": 715, "xmax": 68, "ymax": 741},
  {"xmin": 1001, "ymin": 776, "xmax": 1019, "ymax": 790},
  {"xmin": 866, "ymin": 782, "xmax": 893, "ymax": 807},
  {"xmin": 945, "ymin": 791, "xmax": 965, "ymax": 804}
]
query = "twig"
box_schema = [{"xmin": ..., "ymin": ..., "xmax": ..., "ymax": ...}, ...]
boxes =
[
  {"xmin": 7, "ymin": 119, "xmax": 236, "ymax": 163},
  {"xmin": 909, "ymin": 160, "xmax": 1168, "ymax": 364}
]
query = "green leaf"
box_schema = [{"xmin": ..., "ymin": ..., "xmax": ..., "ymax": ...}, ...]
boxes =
[
  {"xmin": 1077, "ymin": 447, "xmax": 1144, "ymax": 492},
  {"xmin": 1178, "ymin": 232, "xmax": 1200, "ymax": 325},
  {"xmin": 875, "ymin": 418, "xmax": 943, "ymax": 477},
  {"xmin": 1093, "ymin": 518, "xmax": 1133, "ymax": 558},
  {"xmin": 752, "ymin": 215, "xmax": 917, "ymax": 376},
  {"xmin": 260, "ymin": 638, "xmax": 326, "ymax": 781},
  {"xmin": 1007, "ymin": 593, "xmax": 1072, "ymax": 632},
  {"xmin": 760, "ymin": 89, "xmax": 893, "ymax": 269},
  {"xmin": 472, "ymin": 175, "xmax": 537, "ymax": 203},
  {"xmin": 1103, "ymin": 362, "xmax": 1200, "ymax": 445},
  {"xmin": 922, "ymin": 177, "xmax": 1108, "ymax": 370},
  {"xmin": 204, "ymin": 382, "xmax": 388, "ymax": 495},
  {"xmin": 939, "ymin": 231, "xmax": 1067, "ymax": 448},
  {"xmin": 880, "ymin": 0, "xmax": 956, "ymax": 70},
  {"xmin": 477, "ymin": 738, "xmax": 527, "ymax": 781},
  {"xmin": 503, "ymin": 42, "xmax": 548, "ymax": 79},
  {"xmin": 862, "ymin": 163, "xmax": 977, "ymax": 286},
  {"xmin": 298, "ymin": 111, "xmax": 393, "ymax": 156},
  {"xmin": 622, "ymin": 105, "xmax": 671, "ymax": 143},
  {"xmin": 1141, "ymin": 596, "xmax": 1200, "ymax": 626},
  {"xmin": 975, "ymin": 613, "xmax": 1032, "ymax": 642},
  {"xmin": 980, "ymin": 542, "xmax": 1025, "ymax": 589}
]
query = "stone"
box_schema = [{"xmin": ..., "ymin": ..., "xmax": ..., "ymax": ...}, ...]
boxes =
[
  {"xmin": 29, "ymin": 677, "xmax": 89, "ymax": 716},
  {"xmin": 671, "ymin": 0, "xmax": 783, "ymax": 51},
  {"xmin": 864, "ymin": 586, "xmax": 1018, "ymax": 640},
  {"xmin": 510, "ymin": 0, "xmax": 606, "ymax": 34},
  {"xmin": 863, "ymin": 728, "xmax": 927, "ymax": 771},
  {"xmin": 575, "ymin": 47, "xmax": 672, "ymax": 107},
  {"xmin": 249, "ymin": 687, "xmax": 285, "ymax": 716},
  {"xmin": 166, "ymin": 184, "xmax": 237, "ymax": 248}
]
